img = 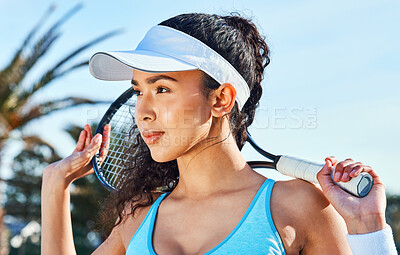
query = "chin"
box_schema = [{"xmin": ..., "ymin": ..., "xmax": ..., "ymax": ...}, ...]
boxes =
[{"xmin": 148, "ymin": 149, "xmax": 178, "ymax": 163}]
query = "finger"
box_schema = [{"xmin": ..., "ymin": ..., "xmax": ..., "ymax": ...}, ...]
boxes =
[
  {"xmin": 87, "ymin": 125, "xmax": 93, "ymax": 139},
  {"xmin": 66, "ymin": 149, "xmax": 96, "ymax": 179},
  {"xmin": 359, "ymin": 165, "xmax": 376, "ymax": 176},
  {"xmin": 341, "ymin": 162, "xmax": 362, "ymax": 182},
  {"xmin": 74, "ymin": 130, "xmax": 87, "ymax": 153},
  {"xmin": 82, "ymin": 133, "xmax": 102, "ymax": 160},
  {"xmin": 84, "ymin": 124, "xmax": 91, "ymax": 148},
  {"xmin": 333, "ymin": 158, "xmax": 354, "ymax": 182},
  {"xmin": 318, "ymin": 156, "xmax": 337, "ymax": 176},
  {"xmin": 317, "ymin": 158, "xmax": 349, "ymax": 199},
  {"xmin": 317, "ymin": 157, "xmax": 335, "ymax": 187},
  {"xmin": 82, "ymin": 167, "xmax": 95, "ymax": 177},
  {"xmin": 366, "ymin": 168, "xmax": 384, "ymax": 187},
  {"xmin": 326, "ymin": 156, "xmax": 338, "ymax": 167},
  {"xmin": 352, "ymin": 165, "xmax": 383, "ymax": 186},
  {"xmin": 355, "ymin": 167, "xmax": 386, "ymax": 199},
  {"xmin": 99, "ymin": 125, "xmax": 111, "ymax": 161},
  {"xmin": 349, "ymin": 164, "xmax": 366, "ymax": 177}
]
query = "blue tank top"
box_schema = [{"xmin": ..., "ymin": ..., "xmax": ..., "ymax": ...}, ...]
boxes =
[{"xmin": 126, "ymin": 178, "xmax": 285, "ymax": 254}]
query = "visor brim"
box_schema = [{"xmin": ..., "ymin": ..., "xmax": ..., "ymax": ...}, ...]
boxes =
[{"xmin": 89, "ymin": 50, "xmax": 199, "ymax": 81}]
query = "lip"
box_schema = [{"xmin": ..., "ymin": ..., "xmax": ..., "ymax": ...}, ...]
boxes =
[{"xmin": 142, "ymin": 130, "xmax": 165, "ymax": 145}]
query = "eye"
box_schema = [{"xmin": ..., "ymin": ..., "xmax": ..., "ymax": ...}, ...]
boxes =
[
  {"xmin": 133, "ymin": 89, "xmax": 142, "ymax": 96},
  {"xmin": 156, "ymin": 86, "xmax": 169, "ymax": 94},
  {"xmin": 133, "ymin": 86, "xmax": 169, "ymax": 96}
]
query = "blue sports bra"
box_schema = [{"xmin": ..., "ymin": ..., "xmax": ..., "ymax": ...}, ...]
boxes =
[{"xmin": 126, "ymin": 178, "xmax": 285, "ymax": 254}]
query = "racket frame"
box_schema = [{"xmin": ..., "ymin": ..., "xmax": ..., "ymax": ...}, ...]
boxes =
[
  {"xmin": 246, "ymin": 131, "xmax": 372, "ymax": 197},
  {"xmin": 91, "ymin": 87, "xmax": 135, "ymax": 191}
]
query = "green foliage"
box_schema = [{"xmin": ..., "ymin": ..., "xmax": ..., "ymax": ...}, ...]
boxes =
[
  {"xmin": 71, "ymin": 175, "xmax": 110, "ymax": 253},
  {"xmin": 5, "ymin": 123, "xmax": 110, "ymax": 254},
  {"xmin": 386, "ymin": 194, "xmax": 400, "ymax": 252},
  {"xmin": 8, "ymin": 238, "xmax": 41, "ymax": 255},
  {"xmin": 0, "ymin": 3, "xmax": 119, "ymax": 254},
  {"xmin": 5, "ymin": 149, "xmax": 49, "ymax": 221},
  {"xmin": 5, "ymin": 144, "xmax": 54, "ymax": 254},
  {"xmin": 0, "ymin": 3, "xmax": 119, "ymax": 144}
]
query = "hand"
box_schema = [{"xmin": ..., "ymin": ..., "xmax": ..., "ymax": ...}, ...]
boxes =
[
  {"xmin": 317, "ymin": 157, "xmax": 387, "ymax": 234},
  {"xmin": 44, "ymin": 124, "xmax": 110, "ymax": 187}
]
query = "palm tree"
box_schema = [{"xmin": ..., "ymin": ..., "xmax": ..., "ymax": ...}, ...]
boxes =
[
  {"xmin": 387, "ymin": 195, "xmax": 400, "ymax": 251},
  {"xmin": 4, "ymin": 123, "xmax": 109, "ymax": 254},
  {"xmin": 0, "ymin": 4, "xmax": 120, "ymax": 253}
]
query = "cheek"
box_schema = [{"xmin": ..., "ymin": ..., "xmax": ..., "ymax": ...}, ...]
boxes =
[
  {"xmin": 149, "ymin": 95, "xmax": 212, "ymax": 159},
  {"xmin": 162, "ymin": 94, "xmax": 211, "ymax": 129}
]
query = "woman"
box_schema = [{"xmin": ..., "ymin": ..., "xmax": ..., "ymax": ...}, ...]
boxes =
[{"xmin": 41, "ymin": 13, "xmax": 396, "ymax": 254}]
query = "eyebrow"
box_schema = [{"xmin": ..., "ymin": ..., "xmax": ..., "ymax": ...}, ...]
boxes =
[{"xmin": 131, "ymin": 74, "xmax": 178, "ymax": 86}]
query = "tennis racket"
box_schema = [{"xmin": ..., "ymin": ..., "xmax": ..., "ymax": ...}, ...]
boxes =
[
  {"xmin": 246, "ymin": 134, "xmax": 373, "ymax": 197},
  {"xmin": 91, "ymin": 87, "xmax": 373, "ymax": 197}
]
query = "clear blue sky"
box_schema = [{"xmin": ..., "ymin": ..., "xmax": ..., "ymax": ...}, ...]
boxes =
[{"xmin": 1, "ymin": 0, "xmax": 399, "ymax": 193}]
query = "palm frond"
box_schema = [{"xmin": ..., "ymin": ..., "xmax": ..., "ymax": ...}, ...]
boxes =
[
  {"xmin": 0, "ymin": 4, "xmax": 54, "ymax": 105},
  {"xmin": 20, "ymin": 135, "xmax": 61, "ymax": 161},
  {"xmin": 0, "ymin": 3, "xmax": 82, "ymax": 108},
  {"xmin": 0, "ymin": 113, "xmax": 12, "ymax": 139},
  {"xmin": 12, "ymin": 28, "xmax": 122, "ymax": 113},
  {"xmin": 0, "ymin": 4, "xmax": 55, "ymax": 87},
  {"xmin": 13, "ymin": 3, "xmax": 83, "ymax": 85},
  {"xmin": 14, "ymin": 60, "xmax": 88, "ymax": 109},
  {"xmin": 49, "ymin": 3, "xmax": 83, "ymax": 34},
  {"xmin": 13, "ymin": 97, "xmax": 111, "ymax": 129},
  {"xmin": 53, "ymin": 28, "xmax": 123, "ymax": 72},
  {"xmin": 30, "ymin": 28, "xmax": 122, "ymax": 95}
]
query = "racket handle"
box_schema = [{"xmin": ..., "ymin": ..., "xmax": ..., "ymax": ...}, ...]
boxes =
[{"xmin": 276, "ymin": 155, "xmax": 373, "ymax": 197}]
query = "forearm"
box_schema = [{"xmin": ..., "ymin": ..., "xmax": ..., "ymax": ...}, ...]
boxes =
[{"xmin": 41, "ymin": 167, "xmax": 76, "ymax": 255}]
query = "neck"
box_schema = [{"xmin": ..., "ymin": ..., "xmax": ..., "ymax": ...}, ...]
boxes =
[{"xmin": 173, "ymin": 116, "xmax": 254, "ymax": 199}]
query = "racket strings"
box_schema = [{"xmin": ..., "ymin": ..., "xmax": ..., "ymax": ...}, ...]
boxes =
[
  {"xmin": 93, "ymin": 88, "xmax": 179, "ymax": 191},
  {"xmin": 98, "ymin": 96, "xmax": 137, "ymax": 190}
]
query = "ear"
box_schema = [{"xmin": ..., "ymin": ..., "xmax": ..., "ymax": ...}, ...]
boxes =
[{"xmin": 210, "ymin": 83, "xmax": 237, "ymax": 117}]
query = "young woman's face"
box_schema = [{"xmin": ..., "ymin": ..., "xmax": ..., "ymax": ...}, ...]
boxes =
[{"xmin": 132, "ymin": 69, "xmax": 214, "ymax": 162}]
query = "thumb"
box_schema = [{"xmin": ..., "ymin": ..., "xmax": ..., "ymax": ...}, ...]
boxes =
[
  {"xmin": 318, "ymin": 157, "xmax": 352, "ymax": 201},
  {"xmin": 317, "ymin": 157, "xmax": 336, "ymax": 190}
]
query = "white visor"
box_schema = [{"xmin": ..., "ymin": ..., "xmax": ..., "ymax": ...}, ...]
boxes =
[{"xmin": 89, "ymin": 25, "xmax": 250, "ymax": 110}]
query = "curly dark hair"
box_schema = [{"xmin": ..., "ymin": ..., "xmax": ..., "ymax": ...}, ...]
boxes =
[{"xmin": 99, "ymin": 12, "xmax": 270, "ymax": 235}]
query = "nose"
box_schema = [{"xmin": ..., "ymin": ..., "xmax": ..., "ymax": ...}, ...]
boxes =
[{"xmin": 135, "ymin": 93, "xmax": 156, "ymax": 123}]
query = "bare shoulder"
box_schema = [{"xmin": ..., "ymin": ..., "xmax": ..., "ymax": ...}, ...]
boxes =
[
  {"xmin": 273, "ymin": 179, "xmax": 330, "ymax": 216},
  {"xmin": 271, "ymin": 179, "xmax": 350, "ymax": 254},
  {"xmin": 92, "ymin": 193, "xmax": 161, "ymax": 255}
]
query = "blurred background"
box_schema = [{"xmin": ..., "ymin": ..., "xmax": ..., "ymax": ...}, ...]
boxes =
[{"xmin": 0, "ymin": 0, "xmax": 399, "ymax": 254}]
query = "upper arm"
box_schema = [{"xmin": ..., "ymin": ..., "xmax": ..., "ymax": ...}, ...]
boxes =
[
  {"xmin": 272, "ymin": 180, "xmax": 352, "ymax": 254},
  {"xmin": 301, "ymin": 191, "xmax": 351, "ymax": 254}
]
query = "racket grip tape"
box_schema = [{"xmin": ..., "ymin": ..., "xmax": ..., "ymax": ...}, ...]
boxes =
[{"xmin": 276, "ymin": 155, "xmax": 373, "ymax": 197}]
